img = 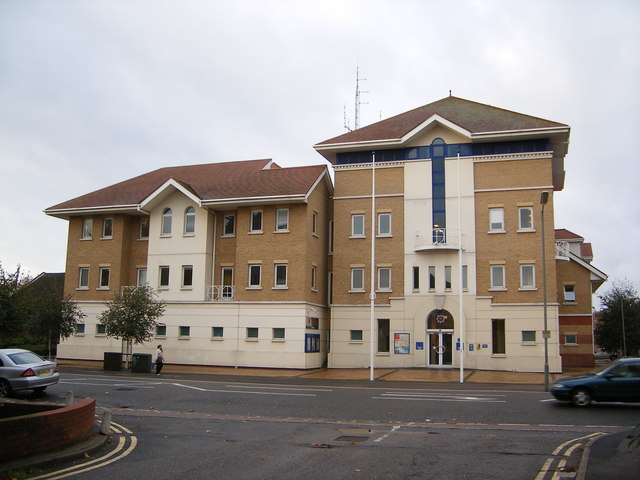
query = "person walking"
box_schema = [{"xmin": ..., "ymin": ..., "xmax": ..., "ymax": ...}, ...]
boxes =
[{"xmin": 154, "ymin": 344, "xmax": 164, "ymax": 375}]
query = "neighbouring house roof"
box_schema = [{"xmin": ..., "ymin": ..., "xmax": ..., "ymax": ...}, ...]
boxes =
[
  {"xmin": 555, "ymin": 228, "xmax": 584, "ymax": 241},
  {"xmin": 45, "ymin": 160, "xmax": 331, "ymax": 218},
  {"xmin": 555, "ymin": 229, "xmax": 607, "ymax": 289}
]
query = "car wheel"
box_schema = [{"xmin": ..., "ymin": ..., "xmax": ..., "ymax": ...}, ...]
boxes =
[
  {"xmin": 571, "ymin": 388, "xmax": 592, "ymax": 407},
  {"xmin": 0, "ymin": 379, "xmax": 12, "ymax": 397},
  {"xmin": 609, "ymin": 354, "xmax": 618, "ymax": 361}
]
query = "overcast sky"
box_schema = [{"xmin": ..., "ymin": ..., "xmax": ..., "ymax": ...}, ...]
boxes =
[{"xmin": 1, "ymin": 0, "xmax": 638, "ymax": 302}]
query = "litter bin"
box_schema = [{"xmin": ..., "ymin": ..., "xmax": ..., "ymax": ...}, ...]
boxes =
[
  {"xmin": 103, "ymin": 352, "xmax": 123, "ymax": 371},
  {"xmin": 131, "ymin": 353, "xmax": 152, "ymax": 373}
]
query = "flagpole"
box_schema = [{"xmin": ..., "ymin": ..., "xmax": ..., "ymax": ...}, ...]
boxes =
[{"xmin": 370, "ymin": 151, "xmax": 376, "ymax": 382}]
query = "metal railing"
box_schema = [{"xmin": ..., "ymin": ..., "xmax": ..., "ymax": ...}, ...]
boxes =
[{"xmin": 207, "ymin": 285, "xmax": 235, "ymax": 302}]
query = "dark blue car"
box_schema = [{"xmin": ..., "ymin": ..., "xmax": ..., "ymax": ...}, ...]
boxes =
[{"xmin": 551, "ymin": 358, "xmax": 640, "ymax": 407}]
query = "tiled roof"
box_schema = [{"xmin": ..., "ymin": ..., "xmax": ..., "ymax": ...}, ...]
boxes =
[
  {"xmin": 317, "ymin": 96, "xmax": 568, "ymax": 146},
  {"xmin": 46, "ymin": 159, "xmax": 328, "ymax": 212},
  {"xmin": 555, "ymin": 228, "xmax": 584, "ymax": 241}
]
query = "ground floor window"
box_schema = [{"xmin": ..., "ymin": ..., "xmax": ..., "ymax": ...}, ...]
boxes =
[
  {"xmin": 305, "ymin": 333, "xmax": 320, "ymax": 352},
  {"xmin": 492, "ymin": 319, "xmax": 505, "ymax": 354},
  {"xmin": 350, "ymin": 329, "xmax": 363, "ymax": 342},
  {"xmin": 377, "ymin": 318, "xmax": 390, "ymax": 353}
]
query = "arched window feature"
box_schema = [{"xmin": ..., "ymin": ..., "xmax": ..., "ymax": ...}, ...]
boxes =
[
  {"xmin": 184, "ymin": 207, "xmax": 196, "ymax": 235},
  {"xmin": 161, "ymin": 208, "xmax": 172, "ymax": 236},
  {"xmin": 427, "ymin": 309, "xmax": 454, "ymax": 330}
]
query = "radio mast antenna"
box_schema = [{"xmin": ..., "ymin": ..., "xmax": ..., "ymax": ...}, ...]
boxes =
[{"xmin": 354, "ymin": 66, "xmax": 368, "ymax": 130}]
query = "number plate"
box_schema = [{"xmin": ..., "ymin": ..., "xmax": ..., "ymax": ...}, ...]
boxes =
[{"xmin": 40, "ymin": 369, "xmax": 51, "ymax": 375}]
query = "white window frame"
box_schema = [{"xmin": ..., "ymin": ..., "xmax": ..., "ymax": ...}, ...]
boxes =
[
  {"xmin": 182, "ymin": 265, "xmax": 193, "ymax": 288},
  {"xmin": 349, "ymin": 329, "xmax": 363, "ymax": 343},
  {"xmin": 250, "ymin": 210, "xmax": 263, "ymax": 233},
  {"xmin": 311, "ymin": 266, "xmax": 317, "ymax": 291},
  {"xmin": 102, "ymin": 218, "xmax": 113, "ymax": 239},
  {"xmin": 78, "ymin": 267, "xmax": 89, "ymax": 290},
  {"xmin": 98, "ymin": 267, "xmax": 110, "ymax": 290},
  {"xmin": 161, "ymin": 208, "xmax": 172, "ymax": 236},
  {"xmin": 428, "ymin": 266, "xmax": 436, "ymax": 290},
  {"xmin": 312, "ymin": 211, "xmax": 318, "ymax": 236},
  {"xmin": 178, "ymin": 326, "xmax": 191, "ymax": 338},
  {"xmin": 564, "ymin": 334, "xmax": 578, "ymax": 345},
  {"xmin": 564, "ymin": 284, "xmax": 576, "ymax": 302},
  {"xmin": 212, "ymin": 326, "xmax": 224, "ymax": 339},
  {"xmin": 246, "ymin": 327, "xmax": 259, "ymax": 340},
  {"xmin": 462, "ymin": 265, "xmax": 468, "ymax": 291},
  {"xmin": 490, "ymin": 265, "xmax": 506, "ymax": 290},
  {"xmin": 521, "ymin": 330, "xmax": 536, "ymax": 344},
  {"xmin": 351, "ymin": 268, "xmax": 365, "ymax": 292},
  {"xmin": 136, "ymin": 268, "xmax": 147, "ymax": 287},
  {"xmin": 139, "ymin": 217, "xmax": 150, "ymax": 239},
  {"xmin": 377, "ymin": 212, "xmax": 392, "ymax": 237},
  {"xmin": 275, "ymin": 208, "xmax": 289, "ymax": 232},
  {"xmin": 272, "ymin": 327, "xmax": 285, "ymax": 341},
  {"xmin": 351, "ymin": 214, "xmax": 365, "ymax": 238},
  {"xmin": 519, "ymin": 264, "xmax": 535, "ymax": 290},
  {"xmin": 518, "ymin": 206, "xmax": 534, "ymax": 231},
  {"xmin": 223, "ymin": 214, "xmax": 236, "ymax": 236},
  {"xmin": 184, "ymin": 207, "xmax": 196, "ymax": 235},
  {"xmin": 489, "ymin": 208, "xmax": 505, "ymax": 233},
  {"xmin": 159, "ymin": 266, "xmax": 170, "ymax": 288},
  {"xmin": 444, "ymin": 265, "xmax": 452, "ymax": 290},
  {"xmin": 377, "ymin": 267, "xmax": 391, "ymax": 292},
  {"xmin": 274, "ymin": 264, "xmax": 288, "ymax": 288},
  {"xmin": 82, "ymin": 218, "xmax": 93, "ymax": 239},
  {"xmin": 248, "ymin": 264, "xmax": 261, "ymax": 288}
]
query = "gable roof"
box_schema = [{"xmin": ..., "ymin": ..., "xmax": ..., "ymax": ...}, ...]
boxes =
[
  {"xmin": 45, "ymin": 159, "xmax": 331, "ymax": 217},
  {"xmin": 316, "ymin": 96, "xmax": 568, "ymax": 147}
]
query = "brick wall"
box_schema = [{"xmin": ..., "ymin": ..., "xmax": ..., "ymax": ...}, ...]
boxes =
[{"xmin": 0, "ymin": 398, "xmax": 96, "ymax": 462}]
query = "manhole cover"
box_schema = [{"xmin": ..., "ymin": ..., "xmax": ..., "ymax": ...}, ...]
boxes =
[
  {"xmin": 335, "ymin": 436, "xmax": 369, "ymax": 443},
  {"xmin": 114, "ymin": 387, "xmax": 137, "ymax": 391}
]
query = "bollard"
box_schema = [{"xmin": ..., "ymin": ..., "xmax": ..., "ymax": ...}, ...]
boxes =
[
  {"xmin": 65, "ymin": 391, "xmax": 74, "ymax": 406},
  {"xmin": 100, "ymin": 408, "xmax": 113, "ymax": 435}
]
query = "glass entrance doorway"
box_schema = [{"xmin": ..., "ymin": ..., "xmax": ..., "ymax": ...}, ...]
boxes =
[{"xmin": 426, "ymin": 309, "xmax": 455, "ymax": 368}]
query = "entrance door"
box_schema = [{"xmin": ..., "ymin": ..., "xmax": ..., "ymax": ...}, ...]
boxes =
[{"xmin": 428, "ymin": 332, "xmax": 453, "ymax": 367}]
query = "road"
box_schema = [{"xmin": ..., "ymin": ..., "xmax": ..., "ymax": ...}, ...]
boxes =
[{"xmin": 16, "ymin": 371, "xmax": 640, "ymax": 479}]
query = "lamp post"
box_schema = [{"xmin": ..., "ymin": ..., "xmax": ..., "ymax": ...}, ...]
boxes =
[{"xmin": 540, "ymin": 191, "xmax": 550, "ymax": 391}]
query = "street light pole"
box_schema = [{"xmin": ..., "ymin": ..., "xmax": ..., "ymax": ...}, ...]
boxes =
[{"xmin": 540, "ymin": 191, "xmax": 550, "ymax": 392}]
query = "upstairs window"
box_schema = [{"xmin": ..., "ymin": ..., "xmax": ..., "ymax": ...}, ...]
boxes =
[
  {"xmin": 102, "ymin": 218, "xmax": 113, "ymax": 239},
  {"xmin": 444, "ymin": 266, "xmax": 452, "ymax": 290},
  {"xmin": 276, "ymin": 208, "xmax": 289, "ymax": 232},
  {"xmin": 82, "ymin": 218, "xmax": 93, "ymax": 239},
  {"xmin": 161, "ymin": 208, "xmax": 172, "ymax": 236},
  {"xmin": 78, "ymin": 267, "xmax": 89, "ymax": 289},
  {"xmin": 564, "ymin": 284, "xmax": 576, "ymax": 302},
  {"xmin": 248, "ymin": 264, "xmax": 261, "ymax": 288},
  {"xmin": 274, "ymin": 264, "xmax": 288, "ymax": 288},
  {"xmin": 377, "ymin": 213, "xmax": 392, "ymax": 236},
  {"xmin": 223, "ymin": 214, "xmax": 236, "ymax": 236},
  {"xmin": 351, "ymin": 268, "xmax": 364, "ymax": 292},
  {"xmin": 250, "ymin": 210, "xmax": 263, "ymax": 232},
  {"xmin": 137, "ymin": 268, "xmax": 147, "ymax": 287},
  {"xmin": 518, "ymin": 207, "xmax": 534, "ymax": 231},
  {"xmin": 520, "ymin": 264, "xmax": 535, "ymax": 290},
  {"xmin": 351, "ymin": 214, "xmax": 365, "ymax": 237},
  {"xmin": 377, "ymin": 267, "xmax": 391, "ymax": 292},
  {"xmin": 98, "ymin": 267, "xmax": 110, "ymax": 289},
  {"xmin": 490, "ymin": 265, "xmax": 505, "ymax": 290},
  {"xmin": 139, "ymin": 218, "xmax": 150, "ymax": 239},
  {"xmin": 182, "ymin": 265, "xmax": 193, "ymax": 288},
  {"xmin": 489, "ymin": 208, "xmax": 504, "ymax": 232},
  {"xmin": 184, "ymin": 207, "xmax": 196, "ymax": 235},
  {"xmin": 159, "ymin": 266, "xmax": 170, "ymax": 288}
]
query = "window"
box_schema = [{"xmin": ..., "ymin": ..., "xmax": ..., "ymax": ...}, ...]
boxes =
[
  {"xmin": 182, "ymin": 265, "xmax": 193, "ymax": 288},
  {"xmin": 275, "ymin": 208, "xmax": 289, "ymax": 232},
  {"xmin": 102, "ymin": 218, "xmax": 113, "ymax": 238},
  {"xmin": 212, "ymin": 327, "xmax": 224, "ymax": 339},
  {"xmin": 518, "ymin": 207, "xmax": 533, "ymax": 231},
  {"xmin": 378, "ymin": 267, "xmax": 391, "ymax": 292},
  {"xmin": 179, "ymin": 326, "xmax": 190, "ymax": 338},
  {"xmin": 139, "ymin": 218, "xmax": 150, "ymax": 239},
  {"xmin": 305, "ymin": 333, "xmax": 320, "ymax": 353},
  {"xmin": 221, "ymin": 267, "xmax": 233, "ymax": 298},
  {"xmin": 82, "ymin": 218, "xmax": 93, "ymax": 239},
  {"xmin": 328, "ymin": 220, "xmax": 333, "ymax": 253},
  {"xmin": 522, "ymin": 331, "xmax": 536, "ymax": 343},
  {"xmin": 492, "ymin": 319, "xmax": 506, "ymax": 354},
  {"xmin": 161, "ymin": 208, "xmax": 172, "ymax": 236},
  {"xmin": 490, "ymin": 265, "xmax": 505, "ymax": 290},
  {"xmin": 274, "ymin": 264, "xmax": 288, "ymax": 288},
  {"xmin": 250, "ymin": 210, "xmax": 263, "ymax": 232},
  {"xmin": 412, "ymin": 266, "xmax": 420, "ymax": 291},
  {"xmin": 184, "ymin": 207, "xmax": 196, "ymax": 235},
  {"xmin": 462, "ymin": 265, "xmax": 468, "ymax": 291},
  {"xmin": 564, "ymin": 334, "xmax": 578, "ymax": 345},
  {"xmin": 444, "ymin": 266, "xmax": 452, "ymax": 290},
  {"xmin": 74, "ymin": 323, "xmax": 85, "ymax": 335},
  {"xmin": 246, "ymin": 327, "xmax": 259, "ymax": 339},
  {"xmin": 564, "ymin": 284, "xmax": 576, "ymax": 302},
  {"xmin": 137, "ymin": 268, "xmax": 147, "ymax": 287},
  {"xmin": 428, "ymin": 266, "xmax": 436, "ymax": 290},
  {"xmin": 351, "ymin": 214, "xmax": 365, "ymax": 237},
  {"xmin": 311, "ymin": 266, "xmax": 317, "ymax": 291},
  {"xmin": 156, "ymin": 325, "xmax": 167, "ymax": 337},
  {"xmin": 350, "ymin": 329, "xmax": 363, "ymax": 342},
  {"xmin": 312, "ymin": 212, "xmax": 318, "ymax": 236},
  {"xmin": 223, "ymin": 214, "xmax": 235, "ymax": 236},
  {"xmin": 78, "ymin": 267, "xmax": 89, "ymax": 289},
  {"xmin": 248, "ymin": 264, "xmax": 261, "ymax": 288},
  {"xmin": 351, "ymin": 268, "xmax": 364, "ymax": 291},
  {"xmin": 98, "ymin": 267, "xmax": 110, "ymax": 289},
  {"xmin": 489, "ymin": 208, "xmax": 504, "ymax": 232},
  {"xmin": 272, "ymin": 327, "xmax": 285, "ymax": 340},
  {"xmin": 96, "ymin": 324, "xmax": 106, "ymax": 335},
  {"xmin": 377, "ymin": 318, "xmax": 390, "ymax": 353},
  {"xmin": 378, "ymin": 213, "xmax": 391, "ymax": 236},
  {"xmin": 520, "ymin": 264, "xmax": 535, "ymax": 290},
  {"xmin": 159, "ymin": 266, "xmax": 170, "ymax": 288}
]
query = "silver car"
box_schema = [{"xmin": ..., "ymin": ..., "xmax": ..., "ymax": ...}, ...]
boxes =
[{"xmin": 0, "ymin": 348, "xmax": 60, "ymax": 396}]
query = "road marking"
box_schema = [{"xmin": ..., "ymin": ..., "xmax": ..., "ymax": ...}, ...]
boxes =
[
  {"xmin": 534, "ymin": 432, "xmax": 606, "ymax": 480},
  {"xmin": 375, "ymin": 392, "xmax": 506, "ymax": 403},
  {"xmin": 228, "ymin": 384, "xmax": 333, "ymax": 392},
  {"xmin": 172, "ymin": 382, "xmax": 317, "ymax": 397},
  {"xmin": 373, "ymin": 425, "xmax": 401, "ymax": 443}
]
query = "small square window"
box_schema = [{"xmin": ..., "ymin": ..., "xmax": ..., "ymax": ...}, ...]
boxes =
[
  {"xmin": 179, "ymin": 326, "xmax": 190, "ymax": 337},
  {"xmin": 156, "ymin": 325, "xmax": 167, "ymax": 337},
  {"xmin": 246, "ymin": 327, "xmax": 259, "ymax": 339},
  {"xmin": 564, "ymin": 285, "xmax": 576, "ymax": 302},
  {"xmin": 272, "ymin": 327, "xmax": 285, "ymax": 340},
  {"xmin": 522, "ymin": 330, "xmax": 536, "ymax": 343},
  {"xmin": 350, "ymin": 330, "xmax": 363, "ymax": 342},
  {"xmin": 565, "ymin": 334, "xmax": 578, "ymax": 345},
  {"xmin": 75, "ymin": 323, "xmax": 85, "ymax": 335},
  {"xmin": 96, "ymin": 324, "xmax": 106, "ymax": 335},
  {"xmin": 212, "ymin": 326, "xmax": 223, "ymax": 338}
]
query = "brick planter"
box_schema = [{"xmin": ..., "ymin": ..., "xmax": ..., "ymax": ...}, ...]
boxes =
[{"xmin": 0, "ymin": 398, "xmax": 96, "ymax": 462}]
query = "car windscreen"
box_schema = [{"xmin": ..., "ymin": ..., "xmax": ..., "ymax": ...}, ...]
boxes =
[{"xmin": 8, "ymin": 351, "xmax": 45, "ymax": 365}]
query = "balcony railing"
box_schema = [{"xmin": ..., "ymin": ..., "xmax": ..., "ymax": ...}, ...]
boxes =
[
  {"xmin": 207, "ymin": 285, "xmax": 235, "ymax": 302},
  {"xmin": 555, "ymin": 240, "xmax": 570, "ymax": 260},
  {"xmin": 414, "ymin": 228, "xmax": 462, "ymax": 252}
]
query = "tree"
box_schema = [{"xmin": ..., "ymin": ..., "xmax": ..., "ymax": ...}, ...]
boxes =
[
  {"xmin": 595, "ymin": 280, "xmax": 640, "ymax": 357},
  {"xmin": 0, "ymin": 263, "xmax": 30, "ymax": 343},
  {"xmin": 98, "ymin": 286, "xmax": 165, "ymax": 364}
]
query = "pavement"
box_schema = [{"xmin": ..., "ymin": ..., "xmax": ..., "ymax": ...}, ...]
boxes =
[{"xmin": 1, "ymin": 360, "xmax": 637, "ymax": 479}]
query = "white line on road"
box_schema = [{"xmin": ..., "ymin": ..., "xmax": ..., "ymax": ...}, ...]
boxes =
[{"xmin": 172, "ymin": 382, "xmax": 317, "ymax": 397}]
